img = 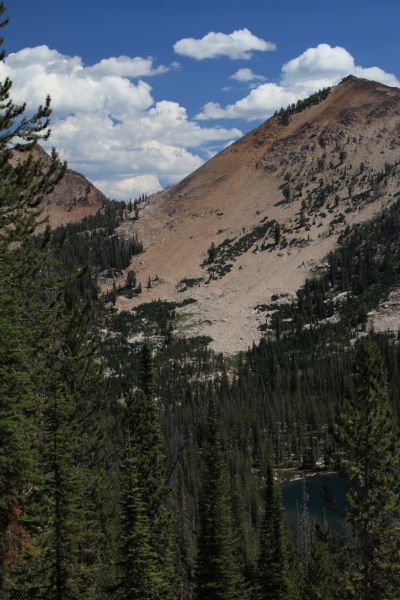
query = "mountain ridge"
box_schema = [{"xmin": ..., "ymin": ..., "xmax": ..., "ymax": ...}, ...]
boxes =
[
  {"xmin": 11, "ymin": 144, "xmax": 106, "ymax": 227},
  {"xmin": 110, "ymin": 76, "xmax": 400, "ymax": 353}
]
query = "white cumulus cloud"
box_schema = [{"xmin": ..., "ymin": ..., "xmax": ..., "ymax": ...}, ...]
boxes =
[
  {"xmin": 230, "ymin": 67, "xmax": 266, "ymax": 82},
  {"xmin": 282, "ymin": 43, "xmax": 399, "ymax": 91},
  {"xmin": 197, "ymin": 43, "xmax": 400, "ymax": 121},
  {"xmin": 94, "ymin": 175, "xmax": 162, "ymax": 200},
  {"xmin": 1, "ymin": 45, "xmax": 241, "ymax": 199},
  {"xmin": 197, "ymin": 84, "xmax": 298, "ymax": 121},
  {"xmin": 83, "ymin": 55, "xmax": 172, "ymax": 78},
  {"xmin": 174, "ymin": 28, "xmax": 276, "ymax": 60}
]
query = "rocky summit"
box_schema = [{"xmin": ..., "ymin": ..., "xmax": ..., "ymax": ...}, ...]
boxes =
[{"xmin": 111, "ymin": 76, "xmax": 400, "ymax": 353}]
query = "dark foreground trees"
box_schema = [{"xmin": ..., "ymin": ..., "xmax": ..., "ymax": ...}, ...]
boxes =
[
  {"xmin": 195, "ymin": 397, "xmax": 244, "ymax": 600},
  {"xmin": 256, "ymin": 465, "xmax": 288, "ymax": 600},
  {"xmin": 0, "ymin": 2, "xmax": 64, "ymax": 590},
  {"xmin": 118, "ymin": 344, "xmax": 176, "ymax": 599},
  {"xmin": 0, "ymin": 6, "xmax": 108, "ymax": 596},
  {"xmin": 336, "ymin": 338, "xmax": 400, "ymax": 599}
]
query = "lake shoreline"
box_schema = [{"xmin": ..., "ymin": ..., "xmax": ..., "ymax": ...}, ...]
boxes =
[{"xmin": 279, "ymin": 468, "xmax": 339, "ymax": 484}]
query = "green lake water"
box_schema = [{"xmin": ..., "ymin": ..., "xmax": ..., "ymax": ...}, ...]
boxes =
[{"xmin": 282, "ymin": 473, "xmax": 347, "ymax": 533}]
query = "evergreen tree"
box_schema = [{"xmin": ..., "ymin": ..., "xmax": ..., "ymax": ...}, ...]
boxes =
[
  {"xmin": 6, "ymin": 283, "xmax": 108, "ymax": 600},
  {"xmin": 126, "ymin": 270, "xmax": 136, "ymax": 290},
  {"xmin": 195, "ymin": 397, "xmax": 243, "ymax": 600},
  {"xmin": 296, "ymin": 478, "xmax": 312, "ymax": 560},
  {"xmin": 230, "ymin": 466, "xmax": 256, "ymax": 587},
  {"xmin": 207, "ymin": 242, "xmax": 217, "ymax": 263},
  {"xmin": 300, "ymin": 529, "xmax": 342, "ymax": 600},
  {"xmin": 336, "ymin": 337, "xmax": 400, "ymax": 599},
  {"xmin": 118, "ymin": 343, "xmax": 176, "ymax": 599},
  {"xmin": 0, "ymin": 3, "xmax": 66, "ymax": 590},
  {"xmin": 118, "ymin": 428, "xmax": 161, "ymax": 600},
  {"xmin": 274, "ymin": 222, "xmax": 281, "ymax": 245},
  {"xmin": 140, "ymin": 342, "xmax": 155, "ymax": 397},
  {"xmin": 256, "ymin": 466, "xmax": 288, "ymax": 600},
  {"xmin": 0, "ymin": 10, "xmax": 111, "ymax": 594}
]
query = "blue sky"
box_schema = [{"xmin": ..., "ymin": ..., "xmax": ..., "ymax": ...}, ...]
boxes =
[{"xmin": 3, "ymin": 0, "xmax": 400, "ymax": 199}]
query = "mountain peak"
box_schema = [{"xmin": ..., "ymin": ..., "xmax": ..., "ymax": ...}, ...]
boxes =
[
  {"xmin": 337, "ymin": 73, "xmax": 396, "ymax": 90},
  {"xmin": 12, "ymin": 145, "xmax": 106, "ymax": 227},
  {"xmin": 109, "ymin": 78, "xmax": 400, "ymax": 354},
  {"xmin": 322, "ymin": 74, "xmax": 400, "ymax": 116}
]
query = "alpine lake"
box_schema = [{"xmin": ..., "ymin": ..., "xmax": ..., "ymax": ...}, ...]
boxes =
[{"xmin": 281, "ymin": 472, "xmax": 348, "ymax": 534}]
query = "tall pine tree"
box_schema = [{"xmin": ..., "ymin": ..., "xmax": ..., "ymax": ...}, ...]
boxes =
[
  {"xmin": 0, "ymin": 2, "xmax": 66, "ymax": 590},
  {"xmin": 118, "ymin": 343, "xmax": 176, "ymax": 599},
  {"xmin": 336, "ymin": 337, "xmax": 400, "ymax": 599},
  {"xmin": 5, "ymin": 279, "xmax": 108, "ymax": 599},
  {"xmin": 195, "ymin": 396, "xmax": 243, "ymax": 600},
  {"xmin": 256, "ymin": 465, "xmax": 288, "ymax": 600},
  {"xmin": 118, "ymin": 427, "xmax": 161, "ymax": 600}
]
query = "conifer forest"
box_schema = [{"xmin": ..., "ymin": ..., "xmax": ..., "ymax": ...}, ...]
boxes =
[{"xmin": 0, "ymin": 4, "xmax": 399, "ymax": 599}]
